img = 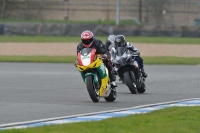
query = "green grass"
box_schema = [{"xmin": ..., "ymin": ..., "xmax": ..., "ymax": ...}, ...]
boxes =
[
  {"xmin": 0, "ymin": 56, "xmax": 200, "ymax": 65},
  {"xmin": 128, "ymin": 36, "xmax": 200, "ymax": 44},
  {"xmin": 0, "ymin": 36, "xmax": 200, "ymax": 44},
  {"xmin": 1, "ymin": 106, "xmax": 200, "ymax": 133},
  {"xmin": 143, "ymin": 56, "xmax": 200, "ymax": 65},
  {"xmin": 0, "ymin": 36, "xmax": 80, "ymax": 42},
  {"xmin": 0, "ymin": 56, "xmax": 74, "ymax": 63},
  {"xmin": 0, "ymin": 19, "xmax": 137, "ymax": 25}
]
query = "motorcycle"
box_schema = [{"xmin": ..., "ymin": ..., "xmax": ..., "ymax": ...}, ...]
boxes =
[
  {"xmin": 75, "ymin": 48, "xmax": 117, "ymax": 103},
  {"xmin": 111, "ymin": 47, "xmax": 146, "ymax": 94}
]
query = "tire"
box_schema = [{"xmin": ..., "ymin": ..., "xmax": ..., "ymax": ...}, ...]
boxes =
[
  {"xmin": 123, "ymin": 71, "xmax": 137, "ymax": 94},
  {"xmin": 137, "ymin": 83, "xmax": 146, "ymax": 93},
  {"xmin": 104, "ymin": 87, "xmax": 117, "ymax": 102},
  {"xmin": 86, "ymin": 75, "xmax": 100, "ymax": 103}
]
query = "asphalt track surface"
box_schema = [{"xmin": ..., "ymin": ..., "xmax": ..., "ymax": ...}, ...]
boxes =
[{"xmin": 0, "ymin": 63, "xmax": 200, "ymax": 125}]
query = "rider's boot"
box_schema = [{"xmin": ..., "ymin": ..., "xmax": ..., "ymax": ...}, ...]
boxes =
[
  {"xmin": 110, "ymin": 72, "xmax": 117, "ymax": 87},
  {"xmin": 141, "ymin": 68, "xmax": 148, "ymax": 79},
  {"xmin": 104, "ymin": 59, "xmax": 117, "ymax": 87},
  {"xmin": 111, "ymin": 81, "xmax": 117, "ymax": 87}
]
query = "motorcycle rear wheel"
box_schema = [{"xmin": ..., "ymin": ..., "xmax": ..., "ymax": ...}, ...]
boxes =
[
  {"xmin": 104, "ymin": 87, "xmax": 117, "ymax": 102},
  {"xmin": 137, "ymin": 83, "xmax": 146, "ymax": 93},
  {"xmin": 86, "ymin": 75, "xmax": 100, "ymax": 103}
]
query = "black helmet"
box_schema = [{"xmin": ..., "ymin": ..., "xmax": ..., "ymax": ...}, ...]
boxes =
[{"xmin": 114, "ymin": 35, "xmax": 126, "ymax": 47}]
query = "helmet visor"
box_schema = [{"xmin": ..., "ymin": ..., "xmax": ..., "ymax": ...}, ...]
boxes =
[
  {"xmin": 115, "ymin": 41, "xmax": 124, "ymax": 47},
  {"xmin": 82, "ymin": 38, "xmax": 93, "ymax": 45}
]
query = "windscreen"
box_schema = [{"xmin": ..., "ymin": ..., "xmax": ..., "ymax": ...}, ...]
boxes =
[
  {"xmin": 116, "ymin": 47, "xmax": 126, "ymax": 56},
  {"xmin": 80, "ymin": 48, "xmax": 93, "ymax": 56}
]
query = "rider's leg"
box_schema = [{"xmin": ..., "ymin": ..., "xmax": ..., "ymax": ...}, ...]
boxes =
[
  {"xmin": 135, "ymin": 56, "xmax": 148, "ymax": 78},
  {"xmin": 103, "ymin": 59, "xmax": 117, "ymax": 87}
]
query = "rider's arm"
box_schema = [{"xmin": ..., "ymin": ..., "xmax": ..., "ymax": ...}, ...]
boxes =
[
  {"xmin": 126, "ymin": 42, "xmax": 135, "ymax": 50},
  {"xmin": 104, "ymin": 39, "xmax": 110, "ymax": 50},
  {"xmin": 76, "ymin": 42, "xmax": 83, "ymax": 55},
  {"xmin": 97, "ymin": 40, "xmax": 111, "ymax": 59},
  {"xmin": 126, "ymin": 42, "xmax": 141, "ymax": 56}
]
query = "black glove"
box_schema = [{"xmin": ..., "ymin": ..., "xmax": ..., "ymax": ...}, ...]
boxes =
[
  {"xmin": 100, "ymin": 54, "xmax": 107, "ymax": 59},
  {"xmin": 74, "ymin": 59, "xmax": 79, "ymax": 67}
]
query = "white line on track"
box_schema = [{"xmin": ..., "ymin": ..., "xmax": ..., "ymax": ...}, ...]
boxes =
[{"xmin": 0, "ymin": 98, "xmax": 200, "ymax": 130}]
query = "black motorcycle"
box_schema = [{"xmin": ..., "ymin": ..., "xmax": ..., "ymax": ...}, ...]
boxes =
[{"xmin": 111, "ymin": 47, "xmax": 146, "ymax": 94}]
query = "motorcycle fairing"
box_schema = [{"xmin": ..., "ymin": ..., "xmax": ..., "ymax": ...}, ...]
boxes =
[
  {"xmin": 112, "ymin": 47, "xmax": 133, "ymax": 66},
  {"xmin": 97, "ymin": 64, "xmax": 109, "ymax": 96},
  {"xmin": 77, "ymin": 48, "xmax": 96, "ymax": 66},
  {"xmin": 76, "ymin": 48, "xmax": 110, "ymax": 97},
  {"xmin": 78, "ymin": 63, "xmax": 109, "ymax": 97}
]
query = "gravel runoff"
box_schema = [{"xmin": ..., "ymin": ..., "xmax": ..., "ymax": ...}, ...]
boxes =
[{"xmin": 0, "ymin": 42, "xmax": 200, "ymax": 57}]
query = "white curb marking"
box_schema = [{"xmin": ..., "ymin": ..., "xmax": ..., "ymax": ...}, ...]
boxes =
[{"xmin": 0, "ymin": 98, "xmax": 200, "ymax": 130}]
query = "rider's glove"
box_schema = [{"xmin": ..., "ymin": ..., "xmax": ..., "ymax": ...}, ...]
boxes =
[
  {"xmin": 133, "ymin": 48, "xmax": 140, "ymax": 56},
  {"xmin": 100, "ymin": 54, "xmax": 107, "ymax": 59},
  {"xmin": 111, "ymin": 47, "xmax": 116, "ymax": 54},
  {"xmin": 74, "ymin": 59, "xmax": 79, "ymax": 67},
  {"xmin": 126, "ymin": 42, "xmax": 133, "ymax": 49}
]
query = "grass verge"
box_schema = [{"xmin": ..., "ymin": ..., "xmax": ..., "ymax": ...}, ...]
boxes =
[
  {"xmin": 0, "ymin": 56, "xmax": 200, "ymax": 65},
  {"xmin": 0, "ymin": 36, "xmax": 200, "ymax": 44},
  {"xmin": 0, "ymin": 56, "xmax": 72, "ymax": 63},
  {"xmin": 1, "ymin": 106, "xmax": 200, "ymax": 133},
  {"xmin": 0, "ymin": 19, "xmax": 138, "ymax": 25},
  {"xmin": 143, "ymin": 56, "xmax": 200, "ymax": 65}
]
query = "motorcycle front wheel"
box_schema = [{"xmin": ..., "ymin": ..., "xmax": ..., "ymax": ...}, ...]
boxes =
[
  {"xmin": 123, "ymin": 71, "xmax": 137, "ymax": 94},
  {"xmin": 86, "ymin": 75, "xmax": 100, "ymax": 103}
]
